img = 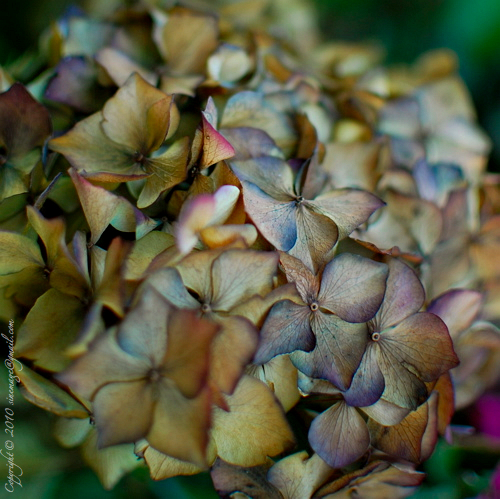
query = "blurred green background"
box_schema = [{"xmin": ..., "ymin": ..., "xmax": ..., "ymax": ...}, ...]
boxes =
[{"xmin": 1, "ymin": 1, "xmax": 499, "ymax": 497}]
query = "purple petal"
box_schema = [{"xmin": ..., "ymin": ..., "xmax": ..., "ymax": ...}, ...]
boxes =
[
  {"xmin": 318, "ymin": 253, "xmax": 388, "ymax": 323},
  {"xmin": 374, "ymin": 258, "xmax": 425, "ymax": 330},
  {"xmin": 309, "ymin": 401, "xmax": 370, "ymax": 469},
  {"xmin": 254, "ymin": 300, "xmax": 315, "ymax": 364}
]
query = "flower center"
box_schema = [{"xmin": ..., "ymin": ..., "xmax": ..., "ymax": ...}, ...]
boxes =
[
  {"xmin": 371, "ymin": 332, "xmax": 381, "ymax": 342},
  {"xmin": 133, "ymin": 151, "xmax": 147, "ymax": 168},
  {"xmin": 201, "ymin": 303, "xmax": 212, "ymax": 313},
  {"xmin": 310, "ymin": 301, "xmax": 319, "ymax": 312},
  {"xmin": 147, "ymin": 368, "xmax": 161, "ymax": 383},
  {"xmin": 295, "ymin": 195, "xmax": 304, "ymax": 205}
]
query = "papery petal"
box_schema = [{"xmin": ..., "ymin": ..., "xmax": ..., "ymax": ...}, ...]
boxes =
[
  {"xmin": 359, "ymin": 398, "xmax": 410, "ymax": 426},
  {"xmin": 207, "ymin": 43, "xmax": 253, "ymax": 84},
  {"xmin": 381, "ymin": 312, "xmax": 459, "ymax": 381},
  {"xmin": 385, "ymin": 190, "xmax": 443, "ymax": 255},
  {"xmin": 220, "ymin": 127, "xmax": 283, "ymax": 160},
  {"xmin": 288, "ymin": 206, "xmax": 339, "ymax": 273},
  {"xmin": 0, "ymin": 83, "xmax": 51, "ymax": 159},
  {"xmin": 292, "ymin": 313, "xmax": 367, "ymax": 390},
  {"xmin": 200, "ymin": 115, "xmax": 235, "ymax": 167},
  {"xmin": 69, "ymin": 169, "xmax": 159, "ymax": 244},
  {"xmin": 146, "ymin": 267, "xmax": 204, "ymax": 310},
  {"xmin": 267, "ymin": 452, "xmax": 334, "ymax": 499},
  {"xmin": 211, "ymin": 185, "xmax": 240, "ymax": 225},
  {"xmin": 0, "ymin": 231, "xmax": 44, "ymax": 273},
  {"xmin": 137, "ymin": 137, "xmax": 189, "ymax": 208},
  {"xmin": 57, "ymin": 328, "xmax": 151, "ymax": 401},
  {"xmin": 240, "ymin": 181, "xmax": 298, "ymax": 250},
  {"xmin": 45, "ymin": 56, "xmax": 112, "ymax": 113},
  {"xmin": 247, "ymin": 355, "xmax": 301, "ymax": 412},
  {"xmin": 309, "ymin": 401, "xmax": 370, "ymax": 469},
  {"xmin": 211, "ymin": 249, "xmax": 278, "ymax": 311},
  {"xmin": 375, "ymin": 344, "xmax": 428, "ymax": 410},
  {"xmin": 200, "ymin": 224, "xmax": 258, "ymax": 249},
  {"xmin": 80, "ymin": 429, "xmax": 140, "ymax": 491},
  {"xmin": 322, "ymin": 140, "xmax": 382, "ymax": 191},
  {"xmin": 175, "ymin": 194, "xmax": 216, "ymax": 254},
  {"xmin": 176, "ymin": 249, "xmax": 219, "ymax": 304},
  {"xmin": 95, "ymin": 47, "xmax": 158, "ymax": 88},
  {"xmin": 427, "ymin": 289, "xmax": 483, "ymax": 338},
  {"xmin": 139, "ymin": 441, "xmax": 205, "ymax": 480},
  {"xmin": 116, "ymin": 286, "xmax": 171, "ymax": 365},
  {"xmin": 211, "ymin": 315, "xmax": 259, "ymax": 395},
  {"xmin": 221, "ymin": 91, "xmax": 296, "ymax": 155},
  {"xmin": 94, "ymin": 380, "xmax": 154, "ymax": 448},
  {"xmin": 254, "ymin": 300, "xmax": 315, "ymax": 364},
  {"xmin": 16, "ymin": 362, "xmax": 89, "ymax": 418},
  {"xmin": 279, "ymin": 252, "xmax": 320, "ymax": 304},
  {"xmin": 158, "ymin": 8, "xmax": 218, "ymax": 75},
  {"xmin": 49, "ymin": 113, "xmax": 138, "ymax": 177},
  {"xmin": 212, "ymin": 375, "xmax": 295, "ymax": 466},
  {"xmin": 147, "ymin": 383, "xmax": 212, "ymax": 467},
  {"xmin": 15, "ymin": 288, "xmax": 86, "ymax": 372},
  {"xmin": 342, "ymin": 344, "xmax": 385, "ymax": 407},
  {"xmin": 316, "ymin": 460, "xmax": 424, "ymax": 498},
  {"xmin": 124, "ymin": 231, "xmax": 175, "ymax": 281},
  {"xmin": 101, "ymin": 72, "xmax": 171, "ymax": 153},
  {"xmin": 432, "ymin": 373, "xmax": 455, "ymax": 435},
  {"xmin": 162, "ymin": 308, "xmax": 219, "ymax": 398},
  {"xmin": 374, "ymin": 258, "xmax": 425, "ymax": 330},
  {"xmin": 312, "ymin": 188, "xmax": 384, "ymax": 240},
  {"xmin": 230, "ymin": 156, "xmax": 295, "ymax": 199},
  {"xmin": 211, "ymin": 458, "xmax": 281, "ymax": 499},
  {"xmin": 318, "ymin": 253, "xmax": 387, "ymax": 323},
  {"xmin": 368, "ymin": 392, "xmax": 439, "ymax": 463}
]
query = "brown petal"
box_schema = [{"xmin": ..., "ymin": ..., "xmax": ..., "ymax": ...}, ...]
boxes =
[
  {"xmin": 101, "ymin": 73, "xmax": 171, "ymax": 153},
  {"xmin": 162, "ymin": 308, "xmax": 220, "ymax": 398},
  {"xmin": 57, "ymin": 328, "xmax": 150, "ymax": 401},
  {"xmin": 211, "ymin": 458, "xmax": 282, "ymax": 499},
  {"xmin": 0, "ymin": 83, "xmax": 51, "ymax": 159},
  {"xmin": 376, "ymin": 343, "xmax": 428, "ymax": 410},
  {"xmin": 80, "ymin": 429, "xmax": 140, "ymax": 490},
  {"xmin": 138, "ymin": 137, "xmax": 189, "ymax": 208},
  {"xmin": 94, "ymin": 380, "xmax": 155, "ymax": 448},
  {"xmin": 210, "ymin": 315, "xmax": 259, "ymax": 395},
  {"xmin": 146, "ymin": 383, "xmax": 212, "ymax": 467},
  {"xmin": 288, "ymin": 206, "xmax": 339, "ymax": 273},
  {"xmin": 368, "ymin": 392, "xmax": 439, "ymax": 463},
  {"xmin": 267, "ymin": 452, "xmax": 334, "ymax": 499},
  {"xmin": 279, "ymin": 252, "xmax": 320, "ymax": 303},
  {"xmin": 212, "ymin": 376, "xmax": 295, "ymax": 466},
  {"xmin": 159, "ymin": 8, "xmax": 218, "ymax": 75},
  {"xmin": 359, "ymin": 397, "xmax": 410, "ymax": 426}
]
